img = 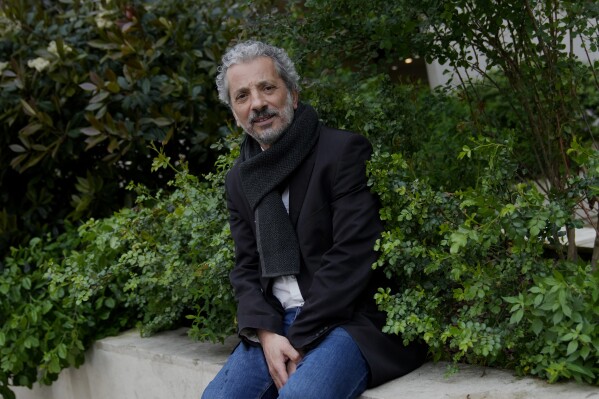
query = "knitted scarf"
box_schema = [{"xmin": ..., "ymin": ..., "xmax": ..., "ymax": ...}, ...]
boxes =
[{"xmin": 239, "ymin": 103, "xmax": 320, "ymax": 278}]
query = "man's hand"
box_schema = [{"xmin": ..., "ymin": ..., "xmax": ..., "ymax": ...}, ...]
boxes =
[{"xmin": 257, "ymin": 329, "xmax": 302, "ymax": 389}]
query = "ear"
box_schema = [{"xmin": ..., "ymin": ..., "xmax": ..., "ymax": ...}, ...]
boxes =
[{"xmin": 292, "ymin": 90, "xmax": 299, "ymax": 109}]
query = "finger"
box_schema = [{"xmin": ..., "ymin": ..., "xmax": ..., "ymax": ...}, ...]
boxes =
[
  {"xmin": 270, "ymin": 361, "xmax": 289, "ymax": 389},
  {"xmin": 283, "ymin": 347, "xmax": 302, "ymax": 364},
  {"xmin": 287, "ymin": 360, "xmax": 298, "ymax": 377}
]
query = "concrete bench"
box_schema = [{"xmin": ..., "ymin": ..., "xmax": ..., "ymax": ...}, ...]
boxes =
[{"xmin": 14, "ymin": 328, "xmax": 599, "ymax": 399}]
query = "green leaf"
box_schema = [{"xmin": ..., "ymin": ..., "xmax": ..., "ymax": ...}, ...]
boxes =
[
  {"xmin": 579, "ymin": 345, "xmax": 591, "ymax": 360},
  {"xmin": 531, "ymin": 319, "xmax": 543, "ymax": 335},
  {"xmin": 24, "ymin": 336, "xmax": 39, "ymax": 349},
  {"xmin": 553, "ymin": 311, "xmax": 564, "ymax": 325},
  {"xmin": 499, "ymin": 204, "xmax": 516, "ymax": 217},
  {"xmin": 105, "ymin": 297, "xmax": 116, "ymax": 309},
  {"xmin": 90, "ymin": 91, "xmax": 110, "ymax": 104},
  {"xmin": 48, "ymin": 355, "xmax": 61, "ymax": 374},
  {"xmin": 81, "ymin": 127, "xmax": 101, "ymax": 136},
  {"xmin": 566, "ymin": 362, "xmax": 595, "ymax": 378},
  {"xmin": 458, "ymin": 145, "xmax": 471, "ymax": 159},
  {"xmin": 57, "ymin": 343, "xmax": 68, "ymax": 359},
  {"xmin": 42, "ymin": 301, "xmax": 53, "ymax": 314},
  {"xmin": 19, "ymin": 122, "xmax": 43, "ymax": 136},
  {"xmin": 29, "ymin": 307, "xmax": 38, "ymax": 324},
  {"xmin": 87, "ymin": 40, "xmax": 120, "ymax": 50},
  {"xmin": 9, "ymin": 144, "xmax": 27, "ymax": 153},
  {"xmin": 561, "ymin": 333, "xmax": 574, "ymax": 341},
  {"xmin": 533, "ymin": 294, "xmax": 544, "ymax": 307},
  {"xmin": 23, "ymin": 153, "xmax": 46, "ymax": 170},
  {"xmin": 21, "ymin": 277, "xmax": 32, "ymax": 290},
  {"xmin": 502, "ymin": 296, "xmax": 519, "ymax": 304},
  {"xmin": 0, "ymin": 283, "xmax": 9, "ymax": 295},
  {"xmin": 449, "ymin": 231, "xmax": 468, "ymax": 254},
  {"xmin": 79, "ymin": 82, "xmax": 97, "ymax": 91},
  {"xmin": 85, "ymin": 102, "xmax": 104, "ymax": 111},
  {"xmin": 106, "ymin": 81, "xmax": 120, "ymax": 93},
  {"xmin": 20, "ymin": 99, "xmax": 37, "ymax": 116},
  {"xmin": 84, "ymin": 134, "xmax": 107, "ymax": 150},
  {"xmin": 509, "ymin": 309, "xmax": 524, "ymax": 325},
  {"xmin": 576, "ymin": 330, "xmax": 589, "ymax": 343},
  {"xmin": 151, "ymin": 117, "xmax": 173, "ymax": 127}
]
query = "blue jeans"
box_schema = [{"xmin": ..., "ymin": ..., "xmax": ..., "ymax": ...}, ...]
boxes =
[{"xmin": 201, "ymin": 308, "xmax": 369, "ymax": 399}]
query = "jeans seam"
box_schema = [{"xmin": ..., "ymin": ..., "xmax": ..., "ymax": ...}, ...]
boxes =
[
  {"xmin": 257, "ymin": 381, "xmax": 275, "ymax": 399},
  {"xmin": 345, "ymin": 371, "xmax": 369, "ymax": 399}
]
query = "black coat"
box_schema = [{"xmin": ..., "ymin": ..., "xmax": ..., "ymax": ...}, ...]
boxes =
[{"xmin": 225, "ymin": 124, "xmax": 427, "ymax": 387}]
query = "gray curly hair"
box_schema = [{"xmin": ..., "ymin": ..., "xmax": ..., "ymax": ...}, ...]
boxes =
[{"xmin": 215, "ymin": 40, "xmax": 301, "ymax": 107}]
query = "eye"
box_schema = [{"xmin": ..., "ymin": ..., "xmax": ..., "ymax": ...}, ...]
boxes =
[
  {"xmin": 264, "ymin": 85, "xmax": 275, "ymax": 93},
  {"xmin": 235, "ymin": 92, "xmax": 248, "ymax": 103}
]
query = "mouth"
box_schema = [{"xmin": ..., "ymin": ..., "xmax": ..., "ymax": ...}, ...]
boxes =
[{"xmin": 251, "ymin": 111, "xmax": 277, "ymax": 126}]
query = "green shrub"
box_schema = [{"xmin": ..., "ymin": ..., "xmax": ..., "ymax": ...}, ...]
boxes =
[
  {"xmin": 1, "ymin": 139, "xmax": 239, "ymax": 397},
  {"xmin": 0, "ymin": 0, "xmax": 247, "ymax": 257},
  {"xmin": 368, "ymin": 137, "xmax": 599, "ymax": 384},
  {"xmin": 51, "ymin": 141, "xmax": 238, "ymax": 338},
  {"xmin": 0, "ymin": 229, "xmax": 118, "ymax": 399},
  {"xmin": 300, "ymin": 71, "xmax": 478, "ymax": 190},
  {"xmin": 511, "ymin": 263, "xmax": 599, "ymax": 383}
]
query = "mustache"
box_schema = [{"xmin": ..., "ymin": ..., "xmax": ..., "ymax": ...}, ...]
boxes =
[{"xmin": 250, "ymin": 108, "xmax": 278, "ymax": 123}]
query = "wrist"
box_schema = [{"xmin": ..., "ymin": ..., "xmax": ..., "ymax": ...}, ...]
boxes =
[{"xmin": 257, "ymin": 328, "xmax": 275, "ymax": 343}]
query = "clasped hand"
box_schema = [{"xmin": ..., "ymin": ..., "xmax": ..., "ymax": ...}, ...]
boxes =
[{"xmin": 257, "ymin": 329, "xmax": 303, "ymax": 389}]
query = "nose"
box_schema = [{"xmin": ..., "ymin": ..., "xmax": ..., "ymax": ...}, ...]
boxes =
[{"xmin": 250, "ymin": 90, "xmax": 267, "ymax": 111}]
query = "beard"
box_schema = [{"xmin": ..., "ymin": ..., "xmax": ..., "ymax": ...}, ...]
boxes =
[{"xmin": 244, "ymin": 92, "xmax": 295, "ymax": 147}]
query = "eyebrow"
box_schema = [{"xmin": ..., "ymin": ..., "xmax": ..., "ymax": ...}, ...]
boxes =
[{"xmin": 232, "ymin": 80, "xmax": 278, "ymax": 97}]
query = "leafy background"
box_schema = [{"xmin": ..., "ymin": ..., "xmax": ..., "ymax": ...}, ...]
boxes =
[
  {"xmin": 0, "ymin": 0, "xmax": 241, "ymax": 257},
  {"xmin": 1, "ymin": 0, "xmax": 599, "ymax": 397}
]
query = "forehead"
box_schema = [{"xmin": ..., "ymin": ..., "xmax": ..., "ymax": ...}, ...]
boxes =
[{"xmin": 226, "ymin": 57, "xmax": 284, "ymax": 92}]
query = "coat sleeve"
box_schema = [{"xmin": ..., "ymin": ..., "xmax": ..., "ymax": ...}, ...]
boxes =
[
  {"xmin": 287, "ymin": 133, "xmax": 383, "ymax": 350},
  {"xmin": 225, "ymin": 167, "xmax": 285, "ymax": 339}
]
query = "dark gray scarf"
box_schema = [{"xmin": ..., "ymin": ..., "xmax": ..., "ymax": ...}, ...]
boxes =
[{"xmin": 239, "ymin": 103, "xmax": 320, "ymax": 278}]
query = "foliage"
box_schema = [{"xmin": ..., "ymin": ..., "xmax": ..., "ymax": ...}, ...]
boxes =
[
  {"xmin": 0, "ymin": 139, "xmax": 240, "ymax": 397},
  {"xmin": 378, "ymin": 0, "xmax": 599, "ymax": 259},
  {"xmin": 302, "ymin": 72, "xmax": 480, "ymax": 190},
  {"xmin": 2, "ymin": 0, "xmax": 599, "ymax": 394},
  {"xmin": 186, "ymin": 144, "xmax": 239, "ymax": 342},
  {"xmin": 512, "ymin": 263, "xmax": 599, "ymax": 383},
  {"xmin": 368, "ymin": 140, "xmax": 599, "ymax": 384},
  {"xmin": 0, "ymin": 229, "xmax": 119, "ymax": 399},
  {"xmin": 0, "ymin": 0, "xmax": 248, "ymax": 258}
]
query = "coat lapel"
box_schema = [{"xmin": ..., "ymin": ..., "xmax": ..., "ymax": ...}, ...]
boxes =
[{"xmin": 288, "ymin": 129, "xmax": 320, "ymax": 228}]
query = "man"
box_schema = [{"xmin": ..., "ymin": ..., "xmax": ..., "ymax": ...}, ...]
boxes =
[{"xmin": 202, "ymin": 40, "xmax": 426, "ymax": 399}]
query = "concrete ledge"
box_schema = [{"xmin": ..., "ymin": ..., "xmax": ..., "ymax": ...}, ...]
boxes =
[{"xmin": 14, "ymin": 328, "xmax": 599, "ymax": 399}]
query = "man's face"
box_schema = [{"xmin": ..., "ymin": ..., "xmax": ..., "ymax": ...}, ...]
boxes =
[{"xmin": 227, "ymin": 57, "xmax": 298, "ymax": 149}]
